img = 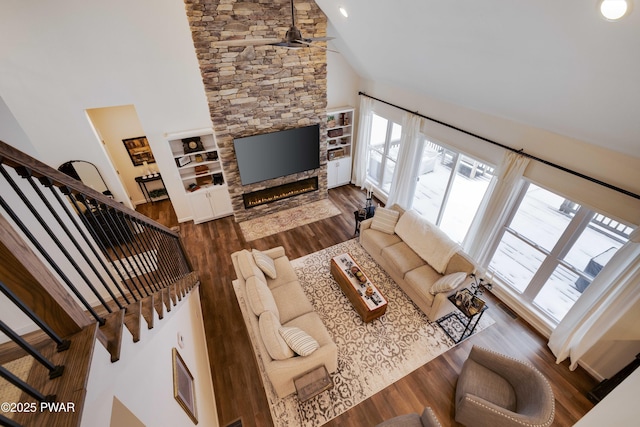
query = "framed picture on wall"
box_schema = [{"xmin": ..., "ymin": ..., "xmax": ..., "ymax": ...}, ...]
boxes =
[
  {"xmin": 123, "ymin": 136, "xmax": 156, "ymax": 166},
  {"xmin": 172, "ymin": 348, "xmax": 198, "ymax": 424}
]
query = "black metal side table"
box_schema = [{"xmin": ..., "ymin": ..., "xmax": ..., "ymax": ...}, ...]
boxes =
[
  {"xmin": 353, "ymin": 205, "xmax": 376, "ymax": 235},
  {"xmin": 437, "ymin": 288, "xmax": 488, "ymax": 343}
]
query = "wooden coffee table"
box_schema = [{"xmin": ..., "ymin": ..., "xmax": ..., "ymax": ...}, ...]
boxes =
[{"xmin": 330, "ymin": 253, "xmax": 387, "ymax": 322}]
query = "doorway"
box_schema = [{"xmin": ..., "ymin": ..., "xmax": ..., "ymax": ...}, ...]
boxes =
[{"xmin": 86, "ymin": 105, "xmax": 168, "ymax": 208}]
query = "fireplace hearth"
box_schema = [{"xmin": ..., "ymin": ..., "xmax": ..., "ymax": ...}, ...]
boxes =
[{"xmin": 243, "ymin": 177, "xmax": 319, "ymax": 209}]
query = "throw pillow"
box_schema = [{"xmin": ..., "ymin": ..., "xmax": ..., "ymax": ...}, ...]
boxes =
[
  {"xmin": 246, "ymin": 276, "xmax": 279, "ymax": 318},
  {"xmin": 279, "ymin": 326, "xmax": 319, "ymax": 357},
  {"xmin": 253, "ymin": 249, "xmax": 277, "ymax": 279},
  {"xmin": 371, "ymin": 207, "xmax": 400, "ymax": 234},
  {"xmin": 237, "ymin": 249, "xmax": 266, "ymax": 282},
  {"xmin": 259, "ymin": 311, "xmax": 294, "ymax": 360},
  {"xmin": 430, "ymin": 272, "xmax": 467, "ymax": 295}
]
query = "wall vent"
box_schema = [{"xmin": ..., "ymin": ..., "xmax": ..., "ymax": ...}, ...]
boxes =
[{"xmin": 497, "ymin": 302, "xmax": 519, "ymax": 319}]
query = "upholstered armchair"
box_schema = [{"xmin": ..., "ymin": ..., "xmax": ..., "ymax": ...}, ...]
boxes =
[
  {"xmin": 375, "ymin": 407, "xmax": 442, "ymax": 427},
  {"xmin": 455, "ymin": 346, "xmax": 555, "ymax": 427}
]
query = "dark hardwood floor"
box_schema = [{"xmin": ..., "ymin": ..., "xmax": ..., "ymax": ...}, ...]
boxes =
[{"xmin": 137, "ymin": 185, "xmax": 596, "ymax": 427}]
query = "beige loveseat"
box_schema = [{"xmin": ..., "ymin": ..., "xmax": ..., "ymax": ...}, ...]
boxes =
[
  {"xmin": 231, "ymin": 247, "xmax": 338, "ymax": 398},
  {"xmin": 360, "ymin": 205, "xmax": 476, "ymax": 321}
]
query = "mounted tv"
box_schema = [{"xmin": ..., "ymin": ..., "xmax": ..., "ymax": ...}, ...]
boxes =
[{"xmin": 233, "ymin": 124, "xmax": 320, "ymax": 185}]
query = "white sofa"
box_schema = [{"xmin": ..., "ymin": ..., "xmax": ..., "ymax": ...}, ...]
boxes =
[
  {"xmin": 231, "ymin": 246, "xmax": 338, "ymax": 398},
  {"xmin": 359, "ymin": 205, "xmax": 476, "ymax": 321}
]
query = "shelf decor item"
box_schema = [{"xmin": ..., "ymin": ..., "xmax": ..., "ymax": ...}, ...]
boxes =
[
  {"xmin": 195, "ymin": 165, "xmax": 209, "ymax": 175},
  {"xmin": 454, "ymin": 289, "xmax": 486, "ymax": 316},
  {"xmin": 123, "ymin": 136, "xmax": 155, "ymax": 166},
  {"xmin": 328, "ymin": 128, "xmax": 343, "ymax": 138},
  {"xmin": 176, "ymin": 155, "xmax": 191, "ymax": 167},
  {"xmin": 172, "ymin": 348, "xmax": 198, "ymax": 424},
  {"xmin": 212, "ymin": 172, "xmax": 224, "ymax": 185},
  {"xmin": 182, "ymin": 137, "xmax": 204, "ymax": 154}
]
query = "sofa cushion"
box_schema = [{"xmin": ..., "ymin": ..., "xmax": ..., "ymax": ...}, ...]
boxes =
[
  {"xmin": 284, "ymin": 312, "xmax": 335, "ymax": 348},
  {"xmin": 430, "ymin": 272, "xmax": 467, "ymax": 295},
  {"xmin": 270, "ymin": 280, "xmax": 315, "ymax": 323},
  {"xmin": 252, "ymin": 249, "xmax": 277, "ymax": 279},
  {"xmin": 395, "ymin": 210, "xmax": 460, "ymax": 274},
  {"xmin": 361, "ymin": 228, "xmax": 403, "ymax": 255},
  {"xmin": 264, "ymin": 256, "xmax": 299, "ymax": 290},
  {"xmin": 237, "ymin": 249, "xmax": 267, "ymax": 281},
  {"xmin": 259, "ymin": 311, "xmax": 295, "ymax": 360},
  {"xmin": 404, "ymin": 265, "xmax": 442, "ymax": 305},
  {"xmin": 279, "ymin": 326, "xmax": 319, "ymax": 356},
  {"xmin": 246, "ymin": 275, "xmax": 279, "ymax": 317},
  {"xmin": 381, "ymin": 242, "xmax": 426, "ymax": 277},
  {"xmin": 445, "ymin": 252, "xmax": 476, "ymax": 276},
  {"xmin": 371, "ymin": 207, "xmax": 400, "ymax": 234}
]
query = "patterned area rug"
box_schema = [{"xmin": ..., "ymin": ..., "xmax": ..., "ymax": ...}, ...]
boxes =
[
  {"xmin": 239, "ymin": 198, "xmax": 342, "ymax": 241},
  {"xmin": 233, "ymin": 239, "xmax": 494, "ymax": 427}
]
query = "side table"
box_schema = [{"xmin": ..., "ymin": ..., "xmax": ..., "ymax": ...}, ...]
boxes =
[
  {"xmin": 437, "ymin": 289, "xmax": 488, "ymax": 343},
  {"xmin": 353, "ymin": 205, "xmax": 376, "ymax": 235},
  {"xmin": 135, "ymin": 174, "xmax": 168, "ymax": 203},
  {"xmin": 294, "ymin": 365, "xmax": 333, "ymax": 402}
]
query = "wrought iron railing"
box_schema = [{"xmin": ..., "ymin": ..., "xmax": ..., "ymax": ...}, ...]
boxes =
[{"xmin": 0, "ymin": 140, "xmax": 196, "ymax": 426}]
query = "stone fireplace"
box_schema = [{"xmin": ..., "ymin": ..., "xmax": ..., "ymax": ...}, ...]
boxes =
[{"xmin": 184, "ymin": 0, "xmax": 329, "ymax": 222}]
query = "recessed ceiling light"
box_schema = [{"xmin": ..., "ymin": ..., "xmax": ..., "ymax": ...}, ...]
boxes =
[
  {"xmin": 598, "ymin": 0, "xmax": 632, "ymax": 21},
  {"xmin": 339, "ymin": 7, "xmax": 349, "ymax": 18}
]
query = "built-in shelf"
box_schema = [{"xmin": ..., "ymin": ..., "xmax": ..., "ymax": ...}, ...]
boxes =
[
  {"xmin": 165, "ymin": 128, "xmax": 233, "ymax": 222},
  {"xmin": 327, "ymin": 106, "xmax": 354, "ymax": 188}
]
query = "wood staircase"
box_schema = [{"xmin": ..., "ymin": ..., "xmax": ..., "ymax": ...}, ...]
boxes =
[{"xmin": 0, "ymin": 140, "xmax": 200, "ymax": 427}]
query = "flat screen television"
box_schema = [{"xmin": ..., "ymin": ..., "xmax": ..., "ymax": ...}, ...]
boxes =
[{"xmin": 233, "ymin": 124, "xmax": 320, "ymax": 185}]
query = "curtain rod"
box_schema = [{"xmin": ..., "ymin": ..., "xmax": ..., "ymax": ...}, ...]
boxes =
[{"xmin": 358, "ymin": 91, "xmax": 640, "ymax": 201}]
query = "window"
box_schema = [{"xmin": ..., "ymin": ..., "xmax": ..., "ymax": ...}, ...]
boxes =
[
  {"xmin": 366, "ymin": 114, "xmax": 402, "ymax": 193},
  {"xmin": 488, "ymin": 181, "xmax": 634, "ymax": 323},
  {"xmin": 412, "ymin": 139, "xmax": 494, "ymax": 243},
  {"xmin": 363, "ymin": 113, "xmax": 494, "ymax": 245}
]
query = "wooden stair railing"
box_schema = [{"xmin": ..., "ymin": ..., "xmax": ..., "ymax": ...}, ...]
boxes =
[{"xmin": 0, "ymin": 140, "xmax": 200, "ymax": 427}]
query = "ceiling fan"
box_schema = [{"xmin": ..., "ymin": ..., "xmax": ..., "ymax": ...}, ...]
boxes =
[{"xmin": 213, "ymin": 0, "xmax": 335, "ymax": 51}]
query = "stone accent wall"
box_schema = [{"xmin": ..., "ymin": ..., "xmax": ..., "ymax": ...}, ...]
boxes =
[{"xmin": 184, "ymin": 0, "xmax": 329, "ymax": 222}]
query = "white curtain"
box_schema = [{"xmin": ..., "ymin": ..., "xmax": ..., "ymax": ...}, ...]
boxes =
[
  {"xmin": 548, "ymin": 228, "xmax": 640, "ymax": 370},
  {"xmin": 463, "ymin": 151, "xmax": 530, "ymax": 267},
  {"xmin": 352, "ymin": 96, "xmax": 373, "ymax": 188},
  {"xmin": 386, "ymin": 113, "xmax": 422, "ymax": 208}
]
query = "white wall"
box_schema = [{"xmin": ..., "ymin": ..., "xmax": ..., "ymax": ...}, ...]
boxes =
[
  {"xmin": 82, "ymin": 288, "xmax": 218, "ymax": 427},
  {"xmin": 0, "ymin": 0, "xmax": 212, "ymax": 222},
  {"xmin": 0, "ymin": 96, "xmax": 37, "ymax": 157},
  {"xmin": 574, "ymin": 367, "xmax": 640, "ymax": 427},
  {"xmin": 326, "ymin": 35, "xmax": 360, "ymax": 111}
]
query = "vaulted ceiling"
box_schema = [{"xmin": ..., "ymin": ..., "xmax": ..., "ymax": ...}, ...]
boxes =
[{"xmin": 315, "ymin": 0, "xmax": 640, "ymax": 158}]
